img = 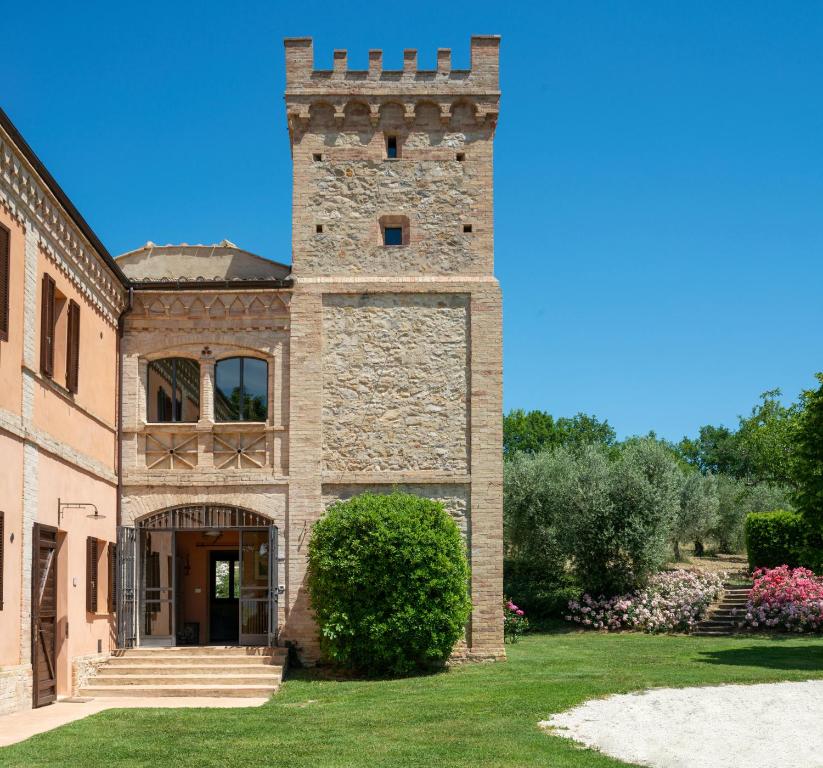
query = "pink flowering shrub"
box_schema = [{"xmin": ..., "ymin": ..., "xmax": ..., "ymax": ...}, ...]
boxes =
[
  {"xmin": 739, "ymin": 565, "xmax": 823, "ymax": 632},
  {"xmin": 565, "ymin": 570, "xmax": 723, "ymax": 633},
  {"xmin": 504, "ymin": 599, "xmax": 529, "ymax": 643}
]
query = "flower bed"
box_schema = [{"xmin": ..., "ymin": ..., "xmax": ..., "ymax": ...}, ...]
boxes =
[
  {"xmin": 504, "ymin": 599, "xmax": 529, "ymax": 643},
  {"xmin": 566, "ymin": 570, "xmax": 724, "ymax": 633},
  {"xmin": 739, "ymin": 565, "xmax": 823, "ymax": 632}
]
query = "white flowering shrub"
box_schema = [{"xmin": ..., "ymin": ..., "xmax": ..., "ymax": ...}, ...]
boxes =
[{"xmin": 566, "ymin": 570, "xmax": 724, "ymax": 633}]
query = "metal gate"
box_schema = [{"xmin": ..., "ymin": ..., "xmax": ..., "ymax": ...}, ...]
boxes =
[
  {"xmin": 238, "ymin": 527, "xmax": 279, "ymax": 645},
  {"xmin": 116, "ymin": 526, "xmax": 137, "ymax": 648}
]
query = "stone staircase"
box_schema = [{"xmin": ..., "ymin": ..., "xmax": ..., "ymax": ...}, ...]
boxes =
[
  {"xmin": 693, "ymin": 584, "xmax": 752, "ymax": 636},
  {"xmin": 79, "ymin": 646, "xmax": 286, "ymax": 698}
]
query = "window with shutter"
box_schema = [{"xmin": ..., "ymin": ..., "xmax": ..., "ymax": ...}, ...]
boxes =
[
  {"xmin": 0, "ymin": 511, "xmax": 5, "ymax": 611},
  {"xmin": 40, "ymin": 274, "xmax": 55, "ymax": 377},
  {"xmin": 0, "ymin": 225, "xmax": 9, "ymax": 343},
  {"xmin": 66, "ymin": 300, "xmax": 80, "ymax": 393},
  {"xmin": 109, "ymin": 542, "xmax": 117, "ymax": 613},
  {"xmin": 86, "ymin": 537, "xmax": 98, "ymax": 613}
]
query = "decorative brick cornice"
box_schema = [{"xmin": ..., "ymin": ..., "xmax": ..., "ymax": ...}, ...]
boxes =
[{"xmin": 0, "ymin": 130, "xmax": 127, "ymax": 327}]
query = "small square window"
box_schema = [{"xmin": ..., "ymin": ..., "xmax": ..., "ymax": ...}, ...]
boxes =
[
  {"xmin": 312, "ymin": 153, "xmax": 323, "ymax": 162},
  {"xmin": 456, "ymin": 152, "xmax": 465, "ymax": 161},
  {"xmin": 463, "ymin": 224, "xmax": 473, "ymax": 233},
  {"xmin": 316, "ymin": 224, "xmax": 323, "ymax": 233},
  {"xmin": 386, "ymin": 136, "xmax": 398, "ymax": 159},
  {"xmin": 383, "ymin": 227, "xmax": 403, "ymax": 246}
]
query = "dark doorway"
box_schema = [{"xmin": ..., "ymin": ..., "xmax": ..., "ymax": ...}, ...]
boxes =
[
  {"xmin": 209, "ymin": 551, "xmax": 239, "ymax": 642},
  {"xmin": 32, "ymin": 524, "xmax": 58, "ymax": 707}
]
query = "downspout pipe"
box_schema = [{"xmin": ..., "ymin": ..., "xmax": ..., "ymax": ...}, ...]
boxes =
[{"xmin": 116, "ymin": 285, "xmax": 134, "ymax": 528}]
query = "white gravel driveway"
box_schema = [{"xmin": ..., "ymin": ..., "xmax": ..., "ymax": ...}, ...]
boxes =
[{"xmin": 541, "ymin": 679, "xmax": 823, "ymax": 768}]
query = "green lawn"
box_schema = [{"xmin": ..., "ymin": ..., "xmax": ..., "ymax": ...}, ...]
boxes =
[{"xmin": 4, "ymin": 629, "xmax": 823, "ymax": 768}]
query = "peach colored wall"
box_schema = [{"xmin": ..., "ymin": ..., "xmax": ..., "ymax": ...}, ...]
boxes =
[
  {"xmin": 36, "ymin": 452, "xmax": 116, "ymax": 696},
  {"xmin": 0, "ymin": 434, "xmax": 24, "ymax": 666},
  {"xmin": 175, "ymin": 531, "xmax": 238, "ymax": 644},
  {"xmin": 0, "ymin": 211, "xmax": 24, "ymax": 416},
  {"xmin": 32, "ymin": 249, "xmax": 118, "ymax": 469}
]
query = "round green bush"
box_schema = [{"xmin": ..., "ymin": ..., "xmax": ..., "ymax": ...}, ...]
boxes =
[{"xmin": 307, "ymin": 492, "xmax": 471, "ymax": 675}]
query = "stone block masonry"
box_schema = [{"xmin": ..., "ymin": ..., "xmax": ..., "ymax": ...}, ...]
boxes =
[{"xmin": 285, "ymin": 36, "xmax": 505, "ymax": 662}]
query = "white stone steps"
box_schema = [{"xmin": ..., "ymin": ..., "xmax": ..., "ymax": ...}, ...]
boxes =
[
  {"xmin": 80, "ymin": 646, "xmax": 286, "ymax": 698},
  {"xmin": 91, "ymin": 674, "xmax": 282, "ymax": 686},
  {"xmin": 107, "ymin": 655, "xmax": 282, "ymax": 666}
]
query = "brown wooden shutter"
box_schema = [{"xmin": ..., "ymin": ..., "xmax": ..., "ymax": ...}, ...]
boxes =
[
  {"xmin": 40, "ymin": 274, "xmax": 55, "ymax": 377},
  {"xmin": 86, "ymin": 537, "xmax": 98, "ymax": 613},
  {"xmin": 66, "ymin": 300, "xmax": 80, "ymax": 393},
  {"xmin": 109, "ymin": 542, "xmax": 117, "ymax": 613},
  {"xmin": 0, "ymin": 511, "xmax": 4, "ymax": 611},
  {"xmin": 0, "ymin": 225, "xmax": 9, "ymax": 342}
]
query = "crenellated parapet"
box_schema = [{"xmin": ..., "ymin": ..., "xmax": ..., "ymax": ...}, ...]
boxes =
[{"xmin": 284, "ymin": 36, "xmax": 500, "ymax": 136}]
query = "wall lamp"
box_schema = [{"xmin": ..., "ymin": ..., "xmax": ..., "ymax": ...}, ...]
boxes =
[{"xmin": 57, "ymin": 498, "xmax": 106, "ymax": 527}]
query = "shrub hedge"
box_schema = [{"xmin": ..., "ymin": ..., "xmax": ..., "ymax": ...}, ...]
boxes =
[
  {"xmin": 306, "ymin": 492, "xmax": 471, "ymax": 676},
  {"xmin": 744, "ymin": 509, "xmax": 807, "ymax": 570}
]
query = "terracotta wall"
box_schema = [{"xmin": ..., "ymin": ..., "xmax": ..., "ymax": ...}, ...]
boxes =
[
  {"xmin": 0, "ymin": 434, "xmax": 24, "ymax": 666},
  {"xmin": 0, "ymin": 211, "xmax": 24, "ymax": 415}
]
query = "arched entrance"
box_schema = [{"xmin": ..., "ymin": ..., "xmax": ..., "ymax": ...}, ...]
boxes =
[{"xmin": 117, "ymin": 505, "xmax": 278, "ymax": 648}]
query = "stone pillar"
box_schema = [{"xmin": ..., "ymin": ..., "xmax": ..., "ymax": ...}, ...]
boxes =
[
  {"xmin": 468, "ymin": 285, "xmax": 505, "ymax": 658},
  {"xmin": 198, "ymin": 358, "xmax": 215, "ymax": 468},
  {"xmin": 283, "ymin": 287, "xmax": 323, "ymax": 660}
]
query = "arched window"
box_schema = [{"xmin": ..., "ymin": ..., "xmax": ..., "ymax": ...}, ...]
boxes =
[
  {"xmin": 146, "ymin": 358, "xmax": 200, "ymax": 423},
  {"xmin": 214, "ymin": 357, "xmax": 268, "ymax": 422}
]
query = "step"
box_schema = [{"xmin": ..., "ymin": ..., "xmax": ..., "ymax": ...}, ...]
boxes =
[
  {"xmin": 107, "ymin": 655, "xmax": 283, "ymax": 667},
  {"xmin": 101, "ymin": 663, "xmax": 282, "ymax": 674},
  {"xmin": 114, "ymin": 646, "xmax": 283, "ymax": 657},
  {"xmin": 78, "ymin": 684, "xmax": 279, "ymax": 698},
  {"xmin": 92, "ymin": 673, "xmax": 282, "ymax": 686},
  {"xmin": 697, "ymin": 621, "xmax": 738, "ymax": 629}
]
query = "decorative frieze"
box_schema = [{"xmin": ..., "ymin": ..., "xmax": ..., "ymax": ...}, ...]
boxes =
[{"xmin": 0, "ymin": 131, "xmax": 127, "ymax": 326}]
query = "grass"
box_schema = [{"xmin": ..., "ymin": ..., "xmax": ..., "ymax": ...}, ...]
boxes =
[{"xmin": 3, "ymin": 628, "xmax": 823, "ymax": 768}]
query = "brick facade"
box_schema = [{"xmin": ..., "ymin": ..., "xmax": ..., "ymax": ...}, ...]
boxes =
[{"xmin": 0, "ymin": 35, "xmax": 504, "ymax": 713}]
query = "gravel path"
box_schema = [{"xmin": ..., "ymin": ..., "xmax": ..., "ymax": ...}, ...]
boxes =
[{"xmin": 541, "ymin": 680, "xmax": 823, "ymax": 768}]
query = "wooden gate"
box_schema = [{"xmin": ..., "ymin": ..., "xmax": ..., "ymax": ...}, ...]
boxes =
[{"xmin": 31, "ymin": 524, "xmax": 58, "ymax": 707}]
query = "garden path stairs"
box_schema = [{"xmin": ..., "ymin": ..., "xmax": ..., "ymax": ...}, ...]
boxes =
[
  {"xmin": 694, "ymin": 584, "xmax": 751, "ymax": 636},
  {"xmin": 78, "ymin": 646, "xmax": 286, "ymax": 698}
]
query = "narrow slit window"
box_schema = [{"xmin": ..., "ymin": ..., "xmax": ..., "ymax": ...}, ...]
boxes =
[
  {"xmin": 386, "ymin": 135, "xmax": 398, "ymax": 159},
  {"xmin": 316, "ymin": 224, "xmax": 323, "ymax": 234},
  {"xmin": 456, "ymin": 152, "xmax": 465, "ymax": 161},
  {"xmin": 312, "ymin": 153, "xmax": 323, "ymax": 162},
  {"xmin": 383, "ymin": 227, "xmax": 403, "ymax": 246},
  {"xmin": 463, "ymin": 224, "xmax": 473, "ymax": 233}
]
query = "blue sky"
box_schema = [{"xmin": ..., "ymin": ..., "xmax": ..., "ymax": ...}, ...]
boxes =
[{"xmin": 5, "ymin": 1, "xmax": 822, "ymax": 441}]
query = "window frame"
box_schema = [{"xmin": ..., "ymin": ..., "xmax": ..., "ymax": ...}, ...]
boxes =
[
  {"xmin": 214, "ymin": 356, "xmax": 269, "ymax": 423},
  {"xmin": 86, "ymin": 537, "xmax": 98, "ymax": 614},
  {"xmin": 146, "ymin": 357, "xmax": 201, "ymax": 424},
  {"xmin": 0, "ymin": 224, "xmax": 9, "ymax": 343}
]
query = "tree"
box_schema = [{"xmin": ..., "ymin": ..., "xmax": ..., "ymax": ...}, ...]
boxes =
[
  {"xmin": 559, "ymin": 439, "xmax": 681, "ymax": 595},
  {"xmin": 678, "ymin": 425, "xmax": 743, "ymax": 477},
  {"xmin": 794, "ymin": 374, "xmax": 823, "ymax": 533},
  {"xmin": 503, "ymin": 409, "xmax": 556, "ymax": 455},
  {"xmin": 503, "ymin": 409, "xmax": 616, "ymax": 456},
  {"xmin": 674, "ymin": 472, "xmax": 719, "ymax": 559},
  {"xmin": 736, "ymin": 389, "xmax": 801, "ymax": 487}
]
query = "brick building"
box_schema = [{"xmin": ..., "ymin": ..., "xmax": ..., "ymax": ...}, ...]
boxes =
[{"xmin": 0, "ymin": 35, "xmax": 503, "ymax": 714}]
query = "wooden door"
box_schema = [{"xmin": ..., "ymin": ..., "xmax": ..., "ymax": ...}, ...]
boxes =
[{"xmin": 32, "ymin": 524, "xmax": 58, "ymax": 707}]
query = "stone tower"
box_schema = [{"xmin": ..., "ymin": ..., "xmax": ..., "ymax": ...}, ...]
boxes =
[{"xmin": 283, "ymin": 36, "xmax": 504, "ymax": 660}]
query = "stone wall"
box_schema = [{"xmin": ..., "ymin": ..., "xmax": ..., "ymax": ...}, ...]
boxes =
[
  {"xmin": 322, "ymin": 483, "xmax": 469, "ymax": 539},
  {"xmin": 0, "ymin": 666, "xmax": 31, "ymax": 716},
  {"xmin": 322, "ymin": 293, "xmax": 468, "ymax": 473}
]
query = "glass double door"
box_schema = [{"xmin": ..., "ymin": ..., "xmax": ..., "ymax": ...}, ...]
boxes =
[{"xmin": 139, "ymin": 527, "xmax": 276, "ymax": 646}]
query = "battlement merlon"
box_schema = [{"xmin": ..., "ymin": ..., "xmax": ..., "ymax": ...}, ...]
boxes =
[{"xmin": 283, "ymin": 36, "xmax": 501, "ymax": 97}]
